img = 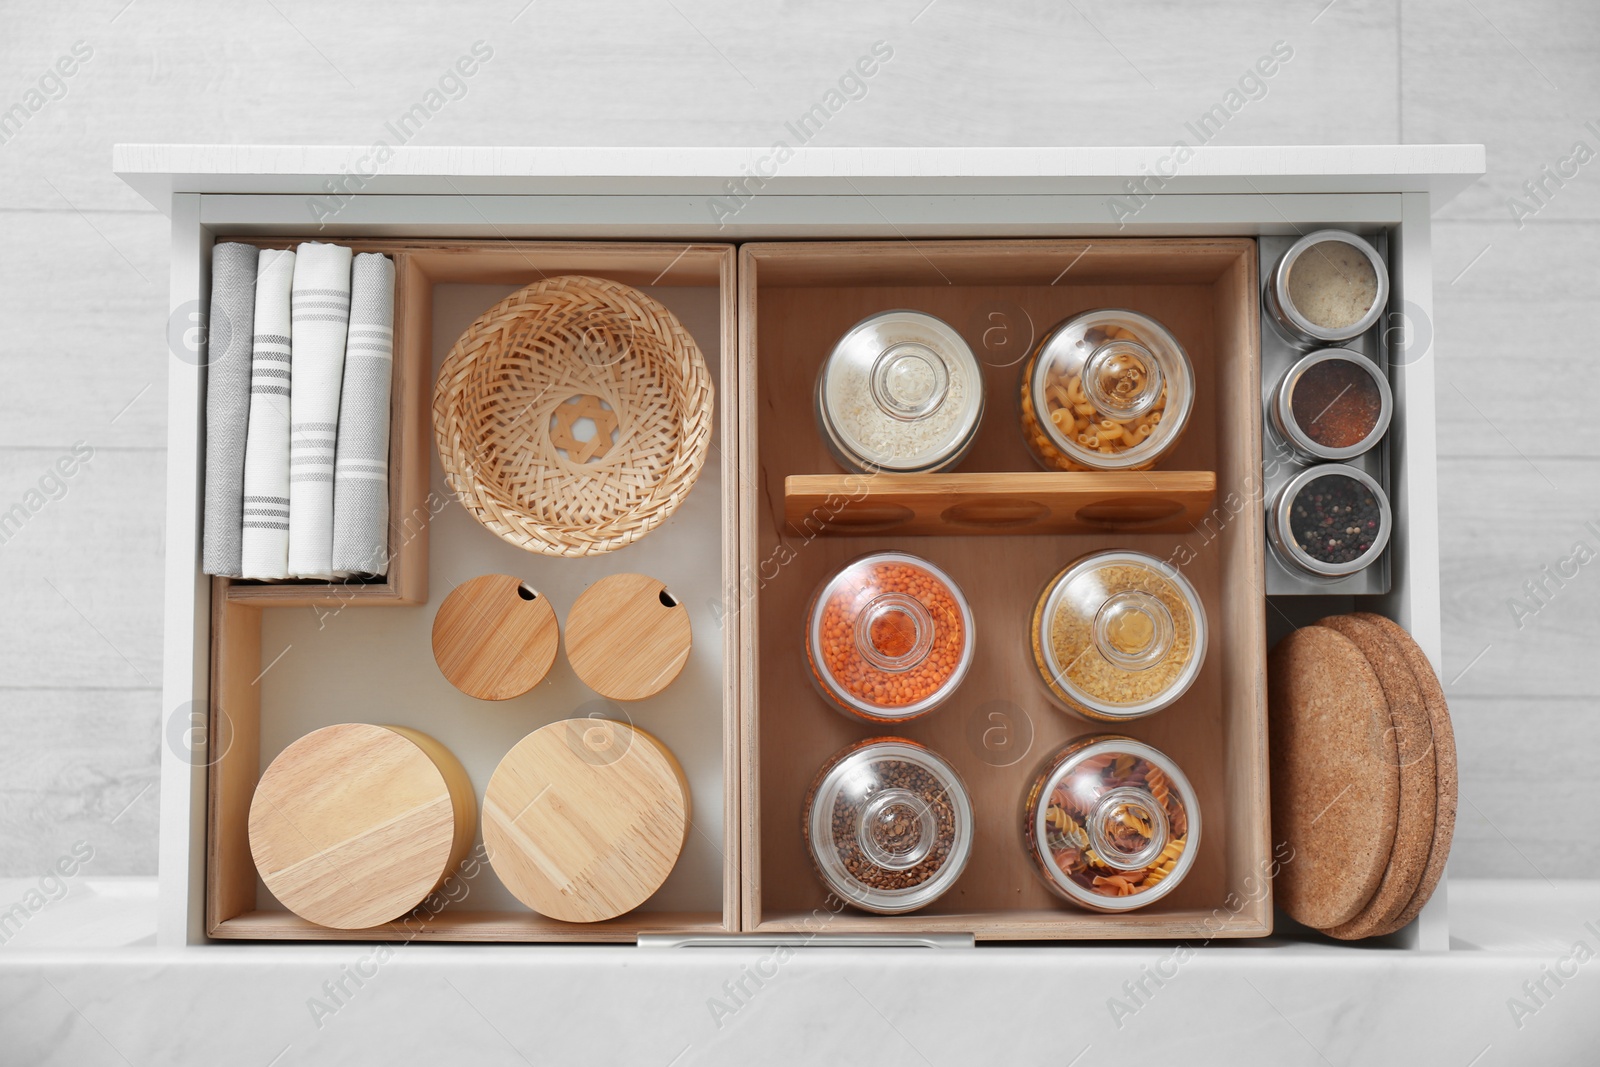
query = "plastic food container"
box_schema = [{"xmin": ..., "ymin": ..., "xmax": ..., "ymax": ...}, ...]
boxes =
[
  {"xmin": 1270, "ymin": 348, "xmax": 1393, "ymax": 462},
  {"xmin": 816, "ymin": 310, "xmax": 985, "ymax": 474},
  {"xmin": 805, "ymin": 738, "xmax": 974, "ymax": 914},
  {"xmin": 1268, "ymin": 463, "xmax": 1392, "ymax": 579},
  {"xmin": 1265, "ymin": 229, "xmax": 1390, "ymax": 347},
  {"xmin": 1020, "ymin": 309, "xmax": 1194, "ymax": 472},
  {"xmin": 1031, "ymin": 550, "xmax": 1207, "ymax": 721},
  {"xmin": 1024, "ymin": 736, "xmax": 1200, "ymax": 912},
  {"xmin": 806, "ymin": 552, "xmax": 975, "ymax": 723}
]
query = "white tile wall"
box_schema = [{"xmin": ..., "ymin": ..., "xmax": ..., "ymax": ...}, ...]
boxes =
[{"xmin": 0, "ymin": 0, "xmax": 1594, "ymax": 879}]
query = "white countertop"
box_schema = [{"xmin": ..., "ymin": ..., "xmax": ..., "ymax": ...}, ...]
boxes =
[{"xmin": 2, "ymin": 879, "xmax": 1595, "ymax": 1065}]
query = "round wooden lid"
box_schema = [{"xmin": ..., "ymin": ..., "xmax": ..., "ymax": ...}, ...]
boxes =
[
  {"xmin": 565, "ymin": 573, "xmax": 692, "ymax": 701},
  {"xmin": 482, "ymin": 718, "xmax": 690, "ymax": 923},
  {"xmin": 249, "ymin": 723, "xmax": 476, "ymax": 929},
  {"xmin": 1268, "ymin": 626, "xmax": 1399, "ymax": 931},
  {"xmin": 432, "ymin": 574, "xmax": 560, "ymax": 700}
]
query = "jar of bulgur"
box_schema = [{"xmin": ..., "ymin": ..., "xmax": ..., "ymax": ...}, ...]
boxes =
[
  {"xmin": 1031, "ymin": 550, "xmax": 1206, "ymax": 720},
  {"xmin": 805, "ymin": 737, "xmax": 974, "ymax": 914},
  {"xmin": 1023, "ymin": 736, "xmax": 1200, "ymax": 912},
  {"xmin": 1020, "ymin": 309, "xmax": 1194, "ymax": 471},
  {"xmin": 806, "ymin": 552, "xmax": 975, "ymax": 723}
]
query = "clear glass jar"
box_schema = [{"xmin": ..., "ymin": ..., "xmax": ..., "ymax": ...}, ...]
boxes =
[
  {"xmin": 816, "ymin": 311, "xmax": 985, "ymax": 474},
  {"xmin": 1268, "ymin": 463, "xmax": 1392, "ymax": 579},
  {"xmin": 1269, "ymin": 348, "xmax": 1393, "ymax": 462},
  {"xmin": 1265, "ymin": 230, "xmax": 1390, "ymax": 347},
  {"xmin": 1024, "ymin": 736, "xmax": 1199, "ymax": 912},
  {"xmin": 1020, "ymin": 309, "xmax": 1194, "ymax": 472},
  {"xmin": 1031, "ymin": 550, "xmax": 1206, "ymax": 721},
  {"xmin": 805, "ymin": 738, "xmax": 974, "ymax": 914},
  {"xmin": 806, "ymin": 552, "xmax": 975, "ymax": 723}
]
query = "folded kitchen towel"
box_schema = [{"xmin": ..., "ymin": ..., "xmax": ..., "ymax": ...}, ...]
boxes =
[
  {"xmin": 239, "ymin": 249, "xmax": 296, "ymax": 579},
  {"xmin": 287, "ymin": 242, "xmax": 353, "ymax": 579},
  {"xmin": 201, "ymin": 242, "xmax": 260, "ymax": 577},
  {"xmin": 331, "ymin": 253, "xmax": 396, "ymax": 577}
]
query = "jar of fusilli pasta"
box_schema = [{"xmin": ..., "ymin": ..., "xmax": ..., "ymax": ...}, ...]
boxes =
[
  {"xmin": 1024, "ymin": 736, "xmax": 1199, "ymax": 912},
  {"xmin": 1020, "ymin": 309, "xmax": 1194, "ymax": 471}
]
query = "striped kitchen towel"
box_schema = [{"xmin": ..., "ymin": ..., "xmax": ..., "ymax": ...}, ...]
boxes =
[
  {"xmin": 239, "ymin": 249, "xmax": 296, "ymax": 579},
  {"xmin": 287, "ymin": 242, "xmax": 353, "ymax": 579},
  {"xmin": 331, "ymin": 253, "xmax": 396, "ymax": 577},
  {"xmin": 201, "ymin": 242, "xmax": 260, "ymax": 577}
]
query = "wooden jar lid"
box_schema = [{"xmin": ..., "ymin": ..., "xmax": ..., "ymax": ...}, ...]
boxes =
[
  {"xmin": 432, "ymin": 574, "xmax": 560, "ymax": 700},
  {"xmin": 482, "ymin": 718, "xmax": 690, "ymax": 923},
  {"xmin": 249, "ymin": 723, "xmax": 476, "ymax": 929},
  {"xmin": 565, "ymin": 573, "xmax": 692, "ymax": 700}
]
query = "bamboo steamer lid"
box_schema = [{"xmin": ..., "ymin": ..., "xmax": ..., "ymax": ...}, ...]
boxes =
[
  {"xmin": 482, "ymin": 718, "xmax": 690, "ymax": 923},
  {"xmin": 249, "ymin": 723, "xmax": 476, "ymax": 929},
  {"xmin": 432, "ymin": 574, "xmax": 560, "ymax": 700},
  {"xmin": 565, "ymin": 573, "xmax": 692, "ymax": 701}
]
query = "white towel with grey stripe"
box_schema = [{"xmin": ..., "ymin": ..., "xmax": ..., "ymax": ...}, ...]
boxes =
[
  {"xmin": 201, "ymin": 242, "xmax": 260, "ymax": 577},
  {"xmin": 239, "ymin": 249, "xmax": 296, "ymax": 579},
  {"xmin": 330, "ymin": 253, "xmax": 395, "ymax": 577},
  {"xmin": 287, "ymin": 242, "xmax": 352, "ymax": 579}
]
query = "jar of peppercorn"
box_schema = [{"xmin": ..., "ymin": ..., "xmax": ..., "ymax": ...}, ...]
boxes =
[
  {"xmin": 1031, "ymin": 550, "xmax": 1207, "ymax": 721},
  {"xmin": 1268, "ymin": 463, "xmax": 1392, "ymax": 579},
  {"xmin": 1023, "ymin": 736, "xmax": 1200, "ymax": 912},
  {"xmin": 805, "ymin": 552, "xmax": 975, "ymax": 723},
  {"xmin": 805, "ymin": 738, "xmax": 974, "ymax": 914},
  {"xmin": 1020, "ymin": 309, "xmax": 1195, "ymax": 472}
]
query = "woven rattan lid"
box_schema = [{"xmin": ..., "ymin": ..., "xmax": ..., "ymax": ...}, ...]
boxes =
[
  {"xmin": 565, "ymin": 573, "xmax": 693, "ymax": 701},
  {"xmin": 432, "ymin": 574, "xmax": 560, "ymax": 700}
]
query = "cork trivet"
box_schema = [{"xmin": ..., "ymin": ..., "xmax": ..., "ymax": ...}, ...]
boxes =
[
  {"xmin": 565, "ymin": 573, "xmax": 692, "ymax": 701},
  {"xmin": 1351, "ymin": 612, "xmax": 1458, "ymax": 935},
  {"xmin": 432, "ymin": 574, "xmax": 560, "ymax": 700},
  {"xmin": 1268, "ymin": 626, "xmax": 1399, "ymax": 930},
  {"xmin": 1316, "ymin": 614, "xmax": 1436, "ymax": 940}
]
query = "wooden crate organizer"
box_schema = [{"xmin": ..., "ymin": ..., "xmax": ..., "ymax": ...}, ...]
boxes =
[
  {"xmin": 206, "ymin": 241, "xmax": 740, "ymax": 941},
  {"xmin": 738, "ymin": 239, "xmax": 1271, "ymax": 939}
]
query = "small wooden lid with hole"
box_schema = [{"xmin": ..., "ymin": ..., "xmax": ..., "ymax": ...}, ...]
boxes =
[
  {"xmin": 432, "ymin": 574, "xmax": 560, "ymax": 700},
  {"xmin": 248, "ymin": 723, "xmax": 476, "ymax": 930},
  {"xmin": 565, "ymin": 573, "xmax": 692, "ymax": 701},
  {"xmin": 482, "ymin": 718, "xmax": 690, "ymax": 923}
]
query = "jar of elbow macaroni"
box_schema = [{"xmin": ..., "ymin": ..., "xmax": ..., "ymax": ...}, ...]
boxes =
[{"xmin": 1020, "ymin": 309, "xmax": 1194, "ymax": 471}]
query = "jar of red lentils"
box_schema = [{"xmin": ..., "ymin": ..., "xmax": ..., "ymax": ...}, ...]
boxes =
[
  {"xmin": 805, "ymin": 552, "xmax": 975, "ymax": 723},
  {"xmin": 1023, "ymin": 736, "xmax": 1200, "ymax": 912},
  {"xmin": 1031, "ymin": 550, "xmax": 1207, "ymax": 721},
  {"xmin": 1020, "ymin": 309, "xmax": 1194, "ymax": 472}
]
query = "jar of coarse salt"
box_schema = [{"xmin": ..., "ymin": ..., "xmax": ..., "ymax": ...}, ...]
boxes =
[{"xmin": 815, "ymin": 310, "xmax": 985, "ymax": 474}]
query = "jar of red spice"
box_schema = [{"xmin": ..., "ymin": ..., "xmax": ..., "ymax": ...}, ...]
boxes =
[
  {"xmin": 1023, "ymin": 736, "xmax": 1200, "ymax": 912},
  {"xmin": 1270, "ymin": 348, "xmax": 1393, "ymax": 462},
  {"xmin": 805, "ymin": 552, "xmax": 975, "ymax": 723}
]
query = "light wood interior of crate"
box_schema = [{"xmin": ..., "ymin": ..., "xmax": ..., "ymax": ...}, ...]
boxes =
[
  {"xmin": 207, "ymin": 241, "xmax": 740, "ymax": 941},
  {"xmin": 739, "ymin": 239, "xmax": 1270, "ymax": 939}
]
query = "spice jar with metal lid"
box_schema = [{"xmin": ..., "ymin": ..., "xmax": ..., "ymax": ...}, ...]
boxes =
[
  {"xmin": 816, "ymin": 310, "xmax": 985, "ymax": 474},
  {"xmin": 1270, "ymin": 348, "xmax": 1393, "ymax": 462},
  {"xmin": 1020, "ymin": 309, "xmax": 1195, "ymax": 472},
  {"xmin": 1268, "ymin": 463, "xmax": 1392, "ymax": 579},
  {"xmin": 806, "ymin": 552, "xmax": 975, "ymax": 723},
  {"xmin": 1031, "ymin": 550, "xmax": 1206, "ymax": 721},
  {"xmin": 805, "ymin": 737, "xmax": 974, "ymax": 914},
  {"xmin": 1266, "ymin": 229, "xmax": 1390, "ymax": 347},
  {"xmin": 1024, "ymin": 736, "xmax": 1200, "ymax": 911}
]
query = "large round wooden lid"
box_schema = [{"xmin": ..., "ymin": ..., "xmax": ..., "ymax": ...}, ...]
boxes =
[
  {"xmin": 482, "ymin": 718, "xmax": 690, "ymax": 923},
  {"xmin": 249, "ymin": 723, "xmax": 476, "ymax": 929},
  {"xmin": 565, "ymin": 573, "xmax": 692, "ymax": 700},
  {"xmin": 432, "ymin": 574, "xmax": 560, "ymax": 700}
]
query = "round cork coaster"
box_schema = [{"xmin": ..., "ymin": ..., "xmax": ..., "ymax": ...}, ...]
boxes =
[
  {"xmin": 482, "ymin": 718, "xmax": 690, "ymax": 923},
  {"xmin": 249, "ymin": 723, "xmax": 476, "ymax": 929},
  {"xmin": 1351, "ymin": 612, "xmax": 1458, "ymax": 936},
  {"xmin": 1316, "ymin": 614, "xmax": 1437, "ymax": 940},
  {"xmin": 565, "ymin": 573, "xmax": 692, "ymax": 701},
  {"xmin": 432, "ymin": 574, "xmax": 560, "ymax": 701},
  {"xmin": 1268, "ymin": 626, "xmax": 1399, "ymax": 931}
]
